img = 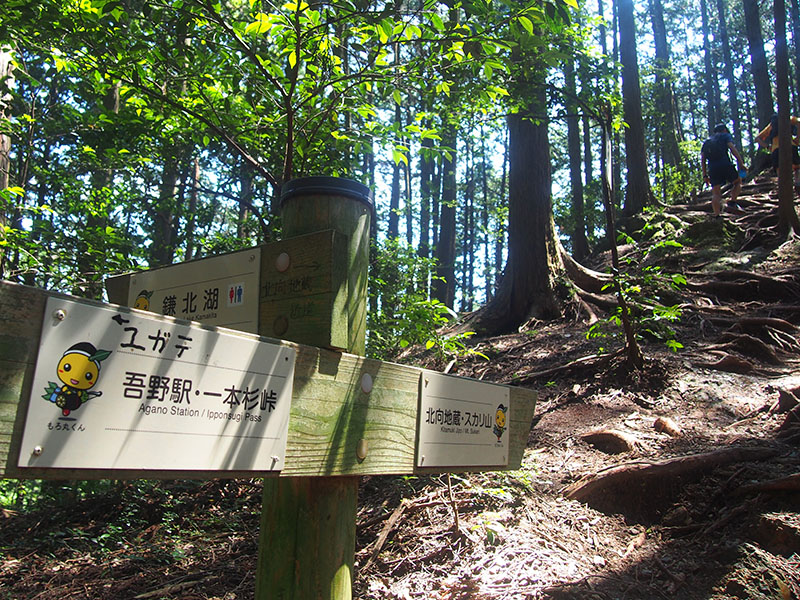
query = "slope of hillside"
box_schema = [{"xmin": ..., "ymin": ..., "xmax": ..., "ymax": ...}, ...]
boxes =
[
  {"xmin": 1, "ymin": 174, "xmax": 798, "ymax": 599},
  {"xmin": 353, "ymin": 173, "xmax": 800, "ymax": 599}
]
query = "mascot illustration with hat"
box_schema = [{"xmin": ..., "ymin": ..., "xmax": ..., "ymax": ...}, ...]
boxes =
[{"xmin": 43, "ymin": 342, "xmax": 112, "ymax": 416}]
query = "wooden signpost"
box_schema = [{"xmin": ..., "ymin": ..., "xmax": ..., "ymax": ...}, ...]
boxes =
[{"xmin": 0, "ymin": 177, "xmax": 537, "ymax": 600}]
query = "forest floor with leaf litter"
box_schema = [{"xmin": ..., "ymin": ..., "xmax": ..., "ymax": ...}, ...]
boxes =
[{"xmin": 1, "ymin": 175, "xmax": 799, "ymax": 599}]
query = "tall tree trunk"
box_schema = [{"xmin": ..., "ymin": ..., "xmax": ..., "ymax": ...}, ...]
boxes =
[
  {"xmin": 419, "ymin": 135, "xmax": 433, "ymax": 260},
  {"xmin": 185, "ymin": 156, "xmax": 200, "ymax": 261},
  {"xmin": 78, "ymin": 82, "xmax": 119, "ymax": 299},
  {"xmin": 650, "ymin": 0, "xmax": 682, "ymax": 166},
  {"xmin": 404, "ymin": 151, "xmax": 412, "ymax": 247},
  {"xmin": 432, "ymin": 153, "xmax": 441, "ymax": 254},
  {"xmin": 0, "ymin": 47, "xmax": 10, "ymax": 197},
  {"xmin": 685, "ymin": 62, "xmax": 698, "ymax": 142},
  {"xmin": 583, "ymin": 117, "xmax": 594, "ymax": 188},
  {"xmin": 744, "ymin": 0, "xmax": 776, "ymax": 128},
  {"xmin": 388, "ymin": 32, "xmax": 403, "ymax": 241},
  {"xmin": 789, "ymin": 0, "xmax": 800, "ymax": 114},
  {"xmin": 566, "ymin": 58, "xmax": 589, "ymax": 260},
  {"xmin": 150, "ymin": 153, "xmax": 181, "ymax": 267},
  {"xmin": 462, "ymin": 140, "xmax": 475, "ymax": 312},
  {"xmin": 583, "ymin": 116, "xmax": 597, "ymax": 244},
  {"xmin": 494, "ymin": 128, "xmax": 508, "ymax": 295},
  {"xmin": 467, "ymin": 82, "xmax": 563, "ymax": 334},
  {"xmin": 597, "ymin": 0, "xmax": 611, "ymax": 215},
  {"xmin": 238, "ymin": 161, "xmax": 254, "ymax": 239},
  {"xmin": 481, "ymin": 127, "xmax": 492, "ymax": 303},
  {"xmin": 0, "ymin": 46, "xmax": 14, "ymax": 281},
  {"xmin": 433, "ymin": 128, "xmax": 457, "ymax": 308},
  {"xmin": 700, "ymin": 0, "xmax": 718, "ymax": 132},
  {"xmin": 611, "ymin": 0, "xmax": 623, "ymax": 209},
  {"xmin": 716, "ymin": 0, "xmax": 742, "ymax": 150},
  {"xmin": 366, "ymin": 140, "xmax": 378, "ymax": 318},
  {"xmin": 364, "ymin": 141, "xmax": 375, "ymax": 195},
  {"xmin": 618, "ymin": 0, "xmax": 654, "ymax": 216},
  {"xmin": 388, "ymin": 135, "xmax": 401, "ymax": 240},
  {"xmin": 775, "ymin": 0, "xmax": 800, "ymax": 235},
  {"xmin": 743, "ymin": 82, "xmax": 755, "ymax": 152}
]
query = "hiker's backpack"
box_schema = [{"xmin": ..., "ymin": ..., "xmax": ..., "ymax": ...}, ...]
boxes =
[
  {"xmin": 702, "ymin": 134, "xmax": 728, "ymax": 162},
  {"xmin": 767, "ymin": 114, "xmax": 798, "ymax": 144}
]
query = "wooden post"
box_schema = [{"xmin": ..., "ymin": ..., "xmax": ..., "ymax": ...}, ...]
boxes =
[{"xmin": 255, "ymin": 177, "xmax": 372, "ymax": 600}]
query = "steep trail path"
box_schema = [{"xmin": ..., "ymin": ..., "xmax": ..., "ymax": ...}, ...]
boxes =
[{"xmin": 353, "ymin": 173, "xmax": 800, "ymax": 599}]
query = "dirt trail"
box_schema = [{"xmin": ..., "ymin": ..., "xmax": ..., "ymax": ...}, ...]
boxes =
[{"xmin": 353, "ymin": 175, "xmax": 800, "ymax": 599}]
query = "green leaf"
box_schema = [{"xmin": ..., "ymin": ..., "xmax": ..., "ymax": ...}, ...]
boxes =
[
  {"xmin": 517, "ymin": 15, "xmax": 534, "ymax": 35},
  {"xmin": 425, "ymin": 339, "xmax": 436, "ymax": 350},
  {"xmin": 4, "ymin": 186, "xmax": 25, "ymax": 198},
  {"xmin": 245, "ymin": 14, "xmax": 272, "ymax": 35},
  {"xmin": 391, "ymin": 148, "xmax": 408, "ymax": 166}
]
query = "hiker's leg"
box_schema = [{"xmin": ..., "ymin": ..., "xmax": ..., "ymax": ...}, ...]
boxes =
[
  {"xmin": 711, "ymin": 185, "xmax": 722, "ymax": 216},
  {"xmin": 730, "ymin": 178, "xmax": 741, "ymax": 205}
]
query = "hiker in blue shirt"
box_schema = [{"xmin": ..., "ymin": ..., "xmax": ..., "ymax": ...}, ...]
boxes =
[{"xmin": 701, "ymin": 123, "xmax": 745, "ymax": 218}]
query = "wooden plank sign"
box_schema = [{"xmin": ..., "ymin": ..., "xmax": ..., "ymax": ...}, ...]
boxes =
[
  {"xmin": 107, "ymin": 247, "xmax": 262, "ymax": 333},
  {"xmin": 0, "ymin": 280, "xmax": 536, "ymax": 479},
  {"xmin": 18, "ymin": 296, "xmax": 295, "ymax": 472},
  {"xmin": 417, "ymin": 372, "xmax": 510, "ymax": 468},
  {"xmin": 257, "ymin": 230, "xmax": 349, "ymax": 350},
  {"xmin": 107, "ymin": 231, "xmax": 349, "ymax": 351}
]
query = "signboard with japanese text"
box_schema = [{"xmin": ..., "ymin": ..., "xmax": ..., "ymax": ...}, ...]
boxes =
[
  {"xmin": 17, "ymin": 297, "xmax": 295, "ymax": 472},
  {"xmin": 416, "ymin": 372, "xmax": 510, "ymax": 469},
  {"xmin": 126, "ymin": 248, "xmax": 261, "ymax": 333}
]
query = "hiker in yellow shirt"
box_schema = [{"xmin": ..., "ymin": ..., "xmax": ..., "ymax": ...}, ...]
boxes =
[{"xmin": 755, "ymin": 112, "xmax": 800, "ymax": 188}]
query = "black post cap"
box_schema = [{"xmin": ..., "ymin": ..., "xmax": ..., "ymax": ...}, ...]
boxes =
[{"xmin": 280, "ymin": 176, "xmax": 373, "ymax": 210}]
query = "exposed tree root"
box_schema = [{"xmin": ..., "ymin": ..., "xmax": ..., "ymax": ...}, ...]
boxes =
[
  {"xmin": 775, "ymin": 388, "xmax": 800, "ymax": 413},
  {"xmin": 572, "ymin": 294, "xmax": 600, "ymax": 325},
  {"xmin": 736, "ymin": 473, "xmax": 800, "ymax": 495},
  {"xmin": 778, "ymin": 404, "xmax": 800, "ymax": 434},
  {"xmin": 712, "ymin": 316, "xmax": 799, "ymax": 333},
  {"xmin": 686, "ymin": 270, "xmax": 800, "ymax": 301},
  {"xmin": 360, "ymin": 499, "xmax": 409, "ymax": 573},
  {"xmin": 706, "ymin": 333, "xmax": 781, "ymax": 364},
  {"xmin": 740, "ymin": 224, "xmax": 785, "ymax": 251},
  {"xmin": 653, "ymin": 416, "xmax": 682, "ymax": 437},
  {"xmin": 507, "ymin": 349, "xmax": 625, "ymax": 385},
  {"xmin": 692, "ymin": 352, "xmax": 757, "ymax": 373},
  {"xmin": 575, "ymin": 289, "xmax": 617, "ymax": 312},
  {"xmin": 561, "ymin": 249, "xmax": 612, "ymax": 294},
  {"xmin": 562, "ymin": 446, "xmax": 778, "ymax": 523},
  {"xmin": 580, "ymin": 429, "xmax": 640, "ymax": 454},
  {"xmin": 681, "ymin": 302, "xmax": 739, "ymax": 316}
]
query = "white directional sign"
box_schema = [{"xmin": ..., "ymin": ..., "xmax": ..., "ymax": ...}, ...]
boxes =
[
  {"xmin": 18, "ymin": 297, "xmax": 295, "ymax": 472},
  {"xmin": 416, "ymin": 372, "xmax": 510, "ymax": 468},
  {"xmin": 126, "ymin": 247, "xmax": 261, "ymax": 333}
]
